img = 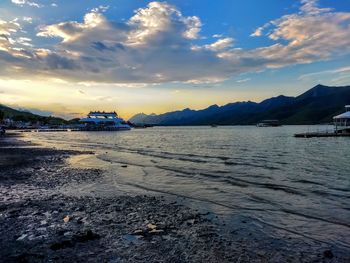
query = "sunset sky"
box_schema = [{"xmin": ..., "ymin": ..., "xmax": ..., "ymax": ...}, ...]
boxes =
[{"xmin": 1, "ymin": 0, "xmax": 350, "ymax": 119}]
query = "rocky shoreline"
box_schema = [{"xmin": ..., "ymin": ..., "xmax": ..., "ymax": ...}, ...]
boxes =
[
  {"xmin": 0, "ymin": 134, "xmax": 237, "ymax": 262},
  {"xmin": 0, "ymin": 134, "xmax": 348, "ymax": 262}
]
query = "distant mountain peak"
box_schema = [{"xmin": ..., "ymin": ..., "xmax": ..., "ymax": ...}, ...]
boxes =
[
  {"xmin": 297, "ymin": 83, "xmax": 342, "ymax": 100},
  {"xmin": 314, "ymin": 83, "xmax": 325, "ymax": 88},
  {"xmin": 208, "ymin": 104, "xmax": 219, "ymax": 108}
]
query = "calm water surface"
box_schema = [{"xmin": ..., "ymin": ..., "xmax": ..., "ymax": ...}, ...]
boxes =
[{"xmin": 25, "ymin": 126, "xmax": 350, "ymax": 250}]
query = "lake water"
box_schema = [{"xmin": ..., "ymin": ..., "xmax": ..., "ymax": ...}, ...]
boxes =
[{"xmin": 25, "ymin": 125, "xmax": 350, "ymax": 252}]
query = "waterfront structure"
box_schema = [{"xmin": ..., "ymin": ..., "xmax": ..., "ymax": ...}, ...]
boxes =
[
  {"xmin": 333, "ymin": 105, "xmax": 350, "ymax": 134},
  {"xmin": 295, "ymin": 105, "xmax": 350, "ymax": 137},
  {"xmin": 80, "ymin": 111, "xmax": 131, "ymax": 131},
  {"xmin": 256, "ymin": 120, "xmax": 281, "ymax": 127}
]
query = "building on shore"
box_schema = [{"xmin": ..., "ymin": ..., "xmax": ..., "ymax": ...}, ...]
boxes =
[
  {"xmin": 333, "ymin": 105, "xmax": 350, "ymax": 134},
  {"xmin": 256, "ymin": 120, "xmax": 281, "ymax": 127}
]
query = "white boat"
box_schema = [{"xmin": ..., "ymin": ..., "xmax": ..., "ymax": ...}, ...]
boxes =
[
  {"xmin": 80, "ymin": 111, "xmax": 131, "ymax": 131},
  {"xmin": 333, "ymin": 105, "xmax": 350, "ymax": 134},
  {"xmin": 256, "ymin": 120, "xmax": 281, "ymax": 127}
]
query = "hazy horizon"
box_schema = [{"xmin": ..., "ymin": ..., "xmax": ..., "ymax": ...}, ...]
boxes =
[
  {"xmin": 1, "ymin": 0, "xmax": 350, "ymax": 119},
  {"xmin": 7, "ymin": 82, "xmax": 337, "ymax": 121}
]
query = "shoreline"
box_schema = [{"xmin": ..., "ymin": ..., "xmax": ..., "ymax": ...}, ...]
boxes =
[
  {"xmin": 0, "ymin": 134, "xmax": 238, "ymax": 262},
  {"xmin": 1, "ymin": 133, "xmax": 348, "ymax": 262}
]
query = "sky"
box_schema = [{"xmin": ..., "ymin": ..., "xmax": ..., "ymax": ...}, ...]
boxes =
[{"xmin": 0, "ymin": 0, "xmax": 350, "ymax": 119}]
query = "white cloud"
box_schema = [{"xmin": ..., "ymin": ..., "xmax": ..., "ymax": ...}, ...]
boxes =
[
  {"xmin": 91, "ymin": 5, "xmax": 109, "ymax": 13},
  {"xmin": 31, "ymin": 3, "xmax": 230, "ymax": 83},
  {"xmin": 250, "ymin": 27, "xmax": 263, "ymax": 37},
  {"xmin": 298, "ymin": 65, "xmax": 350, "ymax": 86},
  {"xmin": 299, "ymin": 0, "xmax": 332, "ymax": 15},
  {"xmin": 250, "ymin": 23, "xmax": 270, "ymax": 37},
  {"xmin": 212, "ymin": 34, "xmax": 223, "ymax": 38},
  {"xmin": 298, "ymin": 66, "xmax": 350, "ymax": 80},
  {"xmin": 126, "ymin": 2, "xmax": 201, "ymax": 46},
  {"xmin": 1, "ymin": 1, "xmax": 350, "ymax": 85},
  {"xmin": 22, "ymin": 17, "xmax": 33, "ymax": 23},
  {"xmin": 204, "ymin": 37, "xmax": 234, "ymax": 51},
  {"xmin": 248, "ymin": 0, "xmax": 350, "ymax": 68},
  {"xmin": 236, "ymin": 78, "xmax": 251, "ymax": 83},
  {"xmin": 11, "ymin": 0, "xmax": 42, "ymax": 8},
  {"xmin": 0, "ymin": 19, "xmax": 21, "ymax": 51}
]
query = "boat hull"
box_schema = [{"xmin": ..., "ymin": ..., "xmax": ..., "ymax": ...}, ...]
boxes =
[{"xmin": 80, "ymin": 126, "xmax": 131, "ymax": 131}]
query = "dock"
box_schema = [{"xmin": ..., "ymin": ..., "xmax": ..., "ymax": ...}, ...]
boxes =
[
  {"xmin": 295, "ymin": 105, "xmax": 350, "ymax": 138},
  {"xmin": 294, "ymin": 132, "xmax": 350, "ymax": 138},
  {"xmin": 19, "ymin": 127, "xmax": 131, "ymax": 132},
  {"xmin": 20, "ymin": 129, "xmax": 81, "ymax": 133}
]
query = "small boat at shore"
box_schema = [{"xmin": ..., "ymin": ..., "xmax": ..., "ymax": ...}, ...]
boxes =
[{"xmin": 79, "ymin": 111, "xmax": 131, "ymax": 131}]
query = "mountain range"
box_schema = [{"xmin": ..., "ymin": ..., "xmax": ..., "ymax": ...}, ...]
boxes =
[
  {"xmin": 2, "ymin": 84, "xmax": 349, "ymax": 125},
  {"xmin": 129, "ymin": 84, "xmax": 350, "ymax": 125}
]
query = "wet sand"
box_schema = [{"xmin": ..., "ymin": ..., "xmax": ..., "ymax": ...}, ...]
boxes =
[{"xmin": 0, "ymin": 133, "xmax": 348, "ymax": 262}]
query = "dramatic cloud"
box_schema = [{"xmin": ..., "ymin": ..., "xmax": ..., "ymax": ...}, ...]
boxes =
[
  {"xmin": 6, "ymin": 2, "xmax": 233, "ymax": 83},
  {"xmin": 0, "ymin": 19, "xmax": 23, "ymax": 52},
  {"xmin": 1, "ymin": 0, "xmax": 350, "ymax": 84},
  {"xmin": 248, "ymin": 0, "xmax": 350, "ymax": 67},
  {"xmin": 0, "ymin": 19, "xmax": 34, "ymax": 63},
  {"xmin": 0, "ymin": 20, "xmax": 16, "ymax": 51}
]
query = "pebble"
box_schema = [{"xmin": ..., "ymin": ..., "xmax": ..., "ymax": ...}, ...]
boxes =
[
  {"xmin": 147, "ymin": 223, "xmax": 157, "ymax": 230},
  {"xmin": 43, "ymin": 211, "xmax": 51, "ymax": 217},
  {"xmin": 16, "ymin": 234, "xmax": 28, "ymax": 241},
  {"xmin": 323, "ymin": 249, "xmax": 334, "ymax": 259},
  {"xmin": 76, "ymin": 217, "xmax": 84, "ymax": 224},
  {"xmin": 133, "ymin": 229, "xmax": 144, "ymax": 235},
  {"xmin": 64, "ymin": 231, "xmax": 73, "ymax": 237},
  {"xmin": 149, "ymin": 229, "xmax": 164, "ymax": 234}
]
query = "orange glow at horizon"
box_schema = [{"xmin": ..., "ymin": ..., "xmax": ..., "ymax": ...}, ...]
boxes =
[{"xmin": 0, "ymin": 79, "xmax": 279, "ymax": 120}]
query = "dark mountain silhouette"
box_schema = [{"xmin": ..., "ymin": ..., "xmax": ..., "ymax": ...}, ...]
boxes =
[{"xmin": 129, "ymin": 84, "xmax": 350, "ymax": 125}]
